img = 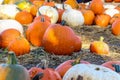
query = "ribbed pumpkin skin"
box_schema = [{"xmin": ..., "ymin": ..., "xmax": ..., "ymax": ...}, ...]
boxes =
[
  {"xmin": 26, "ymin": 20, "xmax": 50, "ymax": 47},
  {"xmin": 0, "ymin": 29, "xmax": 21, "ymax": 48},
  {"xmin": 42, "ymin": 24, "xmax": 77, "ymax": 55},
  {"xmin": 0, "ymin": 64, "xmax": 30, "ymax": 80}
]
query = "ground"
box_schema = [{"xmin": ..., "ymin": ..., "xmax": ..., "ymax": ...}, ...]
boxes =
[{"xmin": 1, "ymin": 24, "xmax": 120, "ymax": 70}]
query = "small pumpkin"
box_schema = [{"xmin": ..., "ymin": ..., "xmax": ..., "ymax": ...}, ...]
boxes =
[
  {"xmin": 89, "ymin": 0, "xmax": 104, "ymax": 15},
  {"xmin": 63, "ymin": 64, "xmax": 120, "ymax": 80},
  {"xmin": 0, "ymin": 52, "xmax": 30, "ymax": 80},
  {"xmin": 90, "ymin": 37, "xmax": 109, "ymax": 55},
  {"xmin": 94, "ymin": 14, "xmax": 111, "ymax": 27},
  {"xmin": 110, "ymin": 13, "xmax": 120, "ymax": 25},
  {"xmin": 81, "ymin": 9, "xmax": 95, "ymax": 25},
  {"xmin": 37, "ymin": 6, "xmax": 59, "ymax": 24},
  {"xmin": 102, "ymin": 61, "xmax": 120, "ymax": 73},
  {"xmin": 30, "ymin": 5, "xmax": 38, "ymax": 17},
  {"xmin": 42, "ymin": 22, "xmax": 81, "ymax": 55},
  {"xmin": 111, "ymin": 20, "xmax": 120, "ymax": 35},
  {"xmin": 28, "ymin": 60, "xmax": 62, "ymax": 80},
  {"xmin": 15, "ymin": 10, "xmax": 33, "ymax": 25},
  {"xmin": 0, "ymin": 29, "xmax": 21, "ymax": 48},
  {"xmin": 62, "ymin": 9, "xmax": 84, "ymax": 27},
  {"xmin": 8, "ymin": 36, "xmax": 30, "ymax": 56},
  {"xmin": 26, "ymin": 17, "xmax": 50, "ymax": 47}
]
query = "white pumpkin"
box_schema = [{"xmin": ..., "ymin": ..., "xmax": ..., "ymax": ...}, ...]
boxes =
[
  {"xmin": 63, "ymin": 64, "xmax": 120, "ymax": 80},
  {"xmin": 0, "ymin": 4, "xmax": 20, "ymax": 19},
  {"xmin": 104, "ymin": 8, "xmax": 119, "ymax": 17},
  {"xmin": 0, "ymin": 20, "xmax": 23, "ymax": 34},
  {"xmin": 37, "ymin": 6, "xmax": 59, "ymax": 24},
  {"xmin": 55, "ymin": 3, "xmax": 72, "ymax": 10},
  {"xmin": 0, "ymin": 0, "xmax": 3, "ymax": 4},
  {"xmin": 62, "ymin": 9, "xmax": 84, "ymax": 27}
]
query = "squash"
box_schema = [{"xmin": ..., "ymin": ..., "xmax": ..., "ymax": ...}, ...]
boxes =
[
  {"xmin": 42, "ymin": 22, "xmax": 82, "ymax": 55},
  {"xmin": 0, "ymin": 4, "xmax": 20, "ymax": 19},
  {"xmin": 63, "ymin": 64, "xmax": 120, "ymax": 80},
  {"xmin": 26, "ymin": 17, "xmax": 50, "ymax": 47},
  {"xmin": 37, "ymin": 6, "xmax": 59, "ymax": 24},
  {"xmin": 8, "ymin": 36, "xmax": 30, "ymax": 56},
  {"xmin": 90, "ymin": 37, "xmax": 109, "ymax": 55},
  {"xmin": 0, "ymin": 19, "xmax": 23, "ymax": 34},
  {"xmin": 62, "ymin": 9, "xmax": 84, "ymax": 27},
  {"xmin": 0, "ymin": 52, "xmax": 30, "ymax": 80}
]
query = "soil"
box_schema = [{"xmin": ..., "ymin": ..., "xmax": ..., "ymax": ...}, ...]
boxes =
[{"xmin": 1, "ymin": 24, "xmax": 120, "ymax": 70}]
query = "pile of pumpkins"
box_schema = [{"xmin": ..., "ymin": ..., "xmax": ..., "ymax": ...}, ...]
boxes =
[
  {"xmin": 0, "ymin": 0, "xmax": 120, "ymax": 80},
  {"xmin": 1, "ymin": 0, "xmax": 120, "ymax": 56}
]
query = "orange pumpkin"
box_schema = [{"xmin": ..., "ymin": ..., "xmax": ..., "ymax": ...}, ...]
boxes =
[
  {"xmin": 110, "ymin": 13, "xmax": 120, "ymax": 25},
  {"xmin": 8, "ymin": 36, "xmax": 30, "ymax": 56},
  {"xmin": 114, "ymin": 0, "xmax": 120, "ymax": 2},
  {"xmin": 43, "ymin": 0, "xmax": 55, "ymax": 7},
  {"xmin": 82, "ymin": 9, "xmax": 95, "ymax": 25},
  {"xmin": 28, "ymin": 63, "xmax": 62, "ymax": 80},
  {"xmin": 105, "ymin": 0, "xmax": 113, "ymax": 2},
  {"xmin": 42, "ymin": 22, "xmax": 80, "ymax": 55},
  {"xmin": 33, "ymin": 0, "xmax": 45, "ymax": 7},
  {"xmin": 0, "ymin": 29, "xmax": 21, "ymax": 48},
  {"xmin": 89, "ymin": 0, "xmax": 104, "ymax": 15},
  {"xmin": 102, "ymin": 61, "xmax": 120, "ymax": 73},
  {"xmin": 111, "ymin": 20, "xmax": 120, "ymax": 35},
  {"xmin": 26, "ymin": 17, "xmax": 50, "ymax": 47},
  {"xmin": 30, "ymin": 5, "xmax": 38, "ymax": 17},
  {"xmin": 90, "ymin": 37, "xmax": 109, "ymax": 55},
  {"xmin": 55, "ymin": 59, "xmax": 90, "ymax": 78},
  {"xmin": 15, "ymin": 10, "xmax": 33, "ymax": 25},
  {"xmin": 94, "ymin": 14, "xmax": 111, "ymax": 27}
]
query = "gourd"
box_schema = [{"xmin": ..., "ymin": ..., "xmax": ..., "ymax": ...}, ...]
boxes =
[
  {"xmin": 0, "ymin": 4, "xmax": 20, "ymax": 19},
  {"xmin": 63, "ymin": 64, "xmax": 120, "ymax": 80},
  {"xmin": 0, "ymin": 52, "xmax": 30, "ymax": 80},
  {"xmin": 37, "ymin": 6, "xmax": 59, "ymax": 24},
  {"xmin": 0, "ymin": 19, "xmax": 23, "ymax": 34},
  {"xmin": 62, "ymin": 9, "xmax": 84, "ymax": 27}
]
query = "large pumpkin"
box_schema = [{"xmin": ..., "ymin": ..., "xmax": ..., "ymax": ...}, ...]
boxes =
[
  {"xmin": 63, "ymin": 64, "xmax": 120, "ymax": 80},
  {"xmin": 26, "ymin": 17, "xmax": 50, "ymax": 47},
  {"xmin": 0, "ymin": 52, "xmax": 30, "ymax": 80},
  {"xmin": 42, "ymin": 22, "xmax": 82, "ymax": 55}
]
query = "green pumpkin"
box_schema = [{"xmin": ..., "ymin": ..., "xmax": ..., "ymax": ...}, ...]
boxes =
[{"xmin": 0, "ymin": 52, "xmax": 30, "ymax": 80}]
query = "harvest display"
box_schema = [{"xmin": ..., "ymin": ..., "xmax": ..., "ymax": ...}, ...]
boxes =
[{"xmin": 0, "ymin": 0, "xmax": 120, "ymax": 80}]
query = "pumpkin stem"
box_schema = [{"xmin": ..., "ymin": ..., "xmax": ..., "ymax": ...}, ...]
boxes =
[
  {"xmin": 32, "ymin": 72, "xmax": 44, "ymax": 80},
  {"xmin": 61, "ymin": 20, "xmax": 67, "ymax": 26},
  {"xmin": 62, "ymin": 2, "xmax": 65, "ymax": 9},
  {"xmin": 38, "ymin": 11, "xmax": 41, "ymax": 16},
  {"xmin": 112, "ymin": 64, "xmax": 120, "ymax": 73},
  {"xmin": 72, "ymin": 53, "xmax": 84, "ymax": 66},
  {"xmin": 7, "ymin": 51, "xmax": 18, "ymax": 64},
  {"xmin": 100, "ymin": 36, "xmax": 104, "ymax": 42},
  {"xmin": 41, "ymin": 17, "xmax": 45, "ymax": 22}
]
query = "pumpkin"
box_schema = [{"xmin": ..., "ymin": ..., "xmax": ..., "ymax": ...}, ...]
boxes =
[
  {"xmin": 110, "ymin": 13, "xmax": 120, "ymax": 25},
  {"xmin": 8, "ymin": 36, "xmax": 30, "ymax": 56},
  {"xmin": 43, "ymin": 0, "xmax": 55, "ymax": 7},
  {"xmin": 89, "ymin": 0, "xmax": 104, "ymax": 15},
  {"xmin": 102, "ymin": 61, "xmax": 120, "ymax": 73},
  {"xmin": 104, "ymin": 8, "xmax": 119, "ymax": 17},
  {"xmin": 28, "ymin": 60, "xmax": 62, "ymax": 80},
  {"xmin": 37, "ymin": 6, "xmax": 58, "ymax": 24},
  {"xmin": 55, "ymin": 56, "xmax": 90, "ymax": 78},
  {"xmin": 0, "ymin": 29, "xmax": 21, "ymax": 48},
  {"xmin": 63, "ymin": 64, "xmax": 120, "ymax": 80},
  {"xmin": 81, "ymin": 9, "xmax": 95, "ymax": 25},
  {"xmin": 0, "ymin": 52, "xmax": 30, "ymax": 80},
  {"xmin": 30, "ymin": 5, "xmax": 38, "ymax": 17},
  {"xmin": 90, "ymin": 37, "xmax": 109, "ymax": 55},
  {"xmin": 105, "ymin": 0, "xmax": 113, "ymax": 2},
  {"xmin": 0, "ymin": 4, "xmax": 20, "ymax": 19},
  {"xmin": 15, "ymin": 10, "xmax": 33, "ymax": 25},
  {"xmin": 0, "ymin": 19, "xmax": 23, "ymax": 34},
  {"xmin": 62, "ymin": 9, "xmax": 84, "ymax": 27},
  {"xmin": 114, "ymin": 0, "xmax": 120, "ymax": 2},
  {"xmin": 26, "ymin": 17, "xmax": 50, "ymax": 47},
  {"xmin": 42, "ymin": 22, "xmax": 81, "ymax": 55},
  {"xmin": 111, "ymin": 20, "xmax": 120, "ymax": 35},
  {"xmin": 94, "ymin": 14, "xmax": 111, "ymax": 27},
  {"xmin": 64, "ymin": 0, "xmax": 79, "ymax": 9},
  {"xmin": 32, "ymin": 0, "xmax": 44, "ymax": 7}
]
